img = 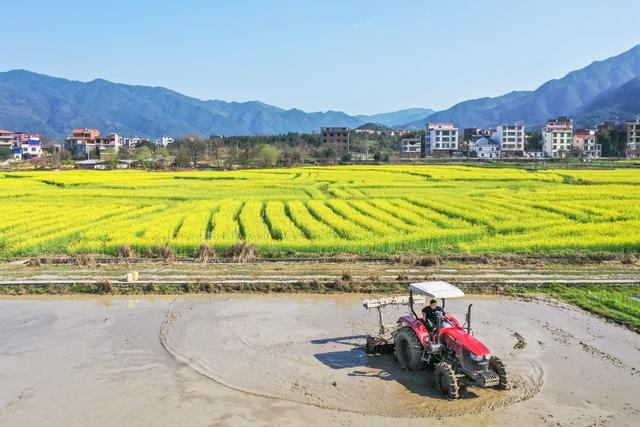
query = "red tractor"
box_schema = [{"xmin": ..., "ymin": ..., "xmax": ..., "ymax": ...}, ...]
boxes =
[{"xmin": 363, "ymin": 281, "xmax": 508, "ymax": 399}]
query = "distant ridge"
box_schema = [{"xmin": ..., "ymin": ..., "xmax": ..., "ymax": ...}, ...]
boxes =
[
  {"xmin": 0, "ymin": 69, "xmax": 430, "ymax": 139},
  {"xmin": 401, "ymin": 44, "xmax": 640, "ymax": 129},
  {"xmin": 576, "ymin": 77, "xmax": 640, "ymax": 125}
]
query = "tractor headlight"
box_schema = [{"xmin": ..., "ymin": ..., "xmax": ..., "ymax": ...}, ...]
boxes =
[{"xmin": 470, "ymin": 353, "xmax": 489, "ymax": 362}]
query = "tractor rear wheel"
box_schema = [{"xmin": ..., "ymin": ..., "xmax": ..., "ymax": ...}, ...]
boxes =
[
  {"xmin": 434, "ymin": 362, "xmax": 459, "ymax": 399},
  {"xmin": 489, "ymin": 356, "xmax": 509, "ymax": 389},
  {"xmin": 394, "ymin": 326, "xmax": 425, "ymax": 371}
]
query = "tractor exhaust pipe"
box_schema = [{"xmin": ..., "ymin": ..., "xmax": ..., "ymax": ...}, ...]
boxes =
[
  {"xmin": 466, "ymin": 304, "xmax": 473, "ymax": 335},
  {"xmin": 409, "ymin": 290, "xmax": 419, "ymax": 319}
]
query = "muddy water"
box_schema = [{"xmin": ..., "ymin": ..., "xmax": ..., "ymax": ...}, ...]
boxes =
[
  {"xmin": 160, "ymin": 295, "xmax": 541, "ymax": 417},
  {"xmin": 1, "ymin": 295, "xmax": 639, "ymax": 426}
]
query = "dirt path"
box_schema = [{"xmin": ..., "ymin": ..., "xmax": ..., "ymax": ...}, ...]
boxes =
[
  {"xmin": 1, "ymin": 259, "xmax": 639, "ymax": 287},
  {"xmin": 0, "ymin": 295, "xmax": 638, "ymax": 426}
]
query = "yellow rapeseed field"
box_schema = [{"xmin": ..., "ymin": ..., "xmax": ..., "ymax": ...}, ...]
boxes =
[{"xmin": 0, "ymin": 165, "xmax": 639, "ymax": 257}]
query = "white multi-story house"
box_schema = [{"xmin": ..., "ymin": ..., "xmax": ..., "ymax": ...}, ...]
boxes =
[
  {"xmin": 94, "ymin": 133, "xmax": 123, "ymax": 154},
  {"xmin": 399, "ymin": 137, "xmax": 422, "ymax": 158},
  {"xmin": 13, "ymin": 136, "xmax": 42, "ymax": 160},
  {"xmin": 155, "ymin": 136, "xmax": 175, "ymax": 147},
  {"xmin": 543, "ymin": 117, "xmax": 574, "ymax": 158},
  {"xmin": 474, "ymin": 137, "xmax": 500, "ymax": 159},
  {"xmin": 425, "ymin": 123, "xmax": 458, "ymax": 156},
  {"xmin": 573, "ymin": 129, "xmax": 601, "ymax": 158},
  {"xmin": 125, "ymin": 137, "xmax": 146, "ymax": 148},
  {"xmin": 627, "ymin": 119, "xmax": 640, "ymax": 158},
  {"xmin": 494, "ymin": 124, "xmax": 525, "ymax": 157}
]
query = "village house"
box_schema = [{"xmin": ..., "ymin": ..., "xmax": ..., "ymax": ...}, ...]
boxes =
[
  {"xmin": 0, "ymin": 129, "xmax": 42, "ymax": 160},
  {"xmin": 95, "ymin": 133, "xmax": 124, "ymax": 153},
  {"xmin": 463, "ymin": 128, "xmax": 493, "ymax": 143},
  {"xmin": 474, "ymin": 137, "xmax": 501, "ymax": 159},
  {"xmin": 66, "ymin": 129, "xmax": 123, "ymax": 156},
  {"xmin": 354, "ymin": 128, "xmax": 383, "ymax": 136},
  {"xmin": 494, "ymin": 124, "xmax": 525, "ymax": 157},
  {"xmin": 627, "ymin": 119, "xmax": 640, "ymax": 158},
  {"xmin": 425, "ymin": 123, "xmax": 459, "ymax": 157},
  {"xmin": 462, "ymin": 128, "xmax": 493, "ymax": 156},
  {"xmin": 65, "ymin": 129, "xmax": 100, "ymax": 155},
  {"xmin": 0, "ymin": 129, "xmax": 14, "ymax": 148},
  {"xmin": 399, "ymin": 137, "xmax": 422, "ymax": 158},
  {"xmin": 573, "ymin": 129, "xmax": 601, "ymax": 159},
  {"xmin": 321, "ymin": 127, "xmax": 349, "ymax": 145},
  {"xmin": 154, "ymin": 136, "xmax": 175, "ymax": 147},
  {"xmin": 543, "ymin": 117, "xmax": 574, "ymax": 158}
]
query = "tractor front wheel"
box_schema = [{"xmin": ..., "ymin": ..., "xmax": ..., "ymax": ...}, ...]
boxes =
[
  {"xmin": 434, "ymin": 362, "xmax": 459, "ymax": 399},
  {"xmin": 489, "ymin": 356, "xmax": 509, "ymax": 390},
  {"xmin": 394, "ymin": 326, "xmax": 426, "ymax": 371}
]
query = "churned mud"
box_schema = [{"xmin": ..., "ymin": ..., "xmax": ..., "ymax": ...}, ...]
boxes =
[
  {"xmin": 1, "ymin": 295, "xmax": 639, "ymax": 426},
  {"xmin": 160, "ymin": 296, "xmax": 541, "ymax": 417}
]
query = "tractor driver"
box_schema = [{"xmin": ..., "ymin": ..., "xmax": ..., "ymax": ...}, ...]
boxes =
[{"xmin": 422, "ymin": 299, "xmax": 445, "ymax": 333}]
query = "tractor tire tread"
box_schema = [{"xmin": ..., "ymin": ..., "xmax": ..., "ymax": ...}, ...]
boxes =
[
  {"xmin": 489, "ymin": 356, "xmax": 509, "ymax": 390},
  {"xmin": 394, "ymin": 326, "xmax": 426, "ymax": 371},
  {"xmin": 434, "ymin": 362, "xmax": 459, "ymax": 399}
]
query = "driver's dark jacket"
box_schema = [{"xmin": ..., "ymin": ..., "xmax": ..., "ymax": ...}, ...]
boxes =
[{"xmin": 422, "ymin": 305, "xmax": 444, "ymax": 328}]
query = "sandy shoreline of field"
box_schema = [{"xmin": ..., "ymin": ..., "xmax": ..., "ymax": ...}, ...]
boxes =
[{"xmin": 0, "ymin": 295, "xmax": 638, "ymax": 426}]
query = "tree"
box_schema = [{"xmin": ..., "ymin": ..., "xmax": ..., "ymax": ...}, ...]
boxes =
[
  {"xmin": 59, "ymin": 150, "xmax": 72, "ymax": 161},
  {"xmin": 135, "ymin": 146, "xmax": 154, "ymax": 169},
  {"xmin": 183, "ymin": 136, "xmax": 205, "ymax": 167},
  {"xmin": 318, "ymin": 146, "xmax": 338, "ymax": 164},
  {"xmin": 0, "ymin": 146, "xmax": 11, "ymax": 161},
  {"xmin": 225, "ymin": 144, "xmax": 239, "ymax": 169},
  {"xmin": 206, "ymin": 136, "xmax": 224, "ymax": 167},
  {"xmin": 285, "ymin": 148, "xmax": 304, "ymax": 166},
  {"xmin": 239, "ymin": 146, "xmax": 252, "ymax": 168},
  {"xmin": 118, "ymin": 148, "xmax": 134, "ymax": 160},
  {"xmin": 102, "ymin": 148, "xmax": 119, "ymax": 170},
  {"xmin": 253, "ymin": 144, "xmax": 281, "ymax": 168},
  {"xmin": 598, "ymin": 130, "xmax": 627, "ymax": 157},
  {"xmin": 527, "ymin": 131, "xmax": 543, "ymax": 151},
  {"xmin": 174, "ymin": 147, "xmax": 192, "ymax": 168}
]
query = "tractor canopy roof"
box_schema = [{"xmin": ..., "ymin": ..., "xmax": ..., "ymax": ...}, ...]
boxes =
[{"xmin": 409, "ymin": 281, "xmax": 465, "ymax": 299}]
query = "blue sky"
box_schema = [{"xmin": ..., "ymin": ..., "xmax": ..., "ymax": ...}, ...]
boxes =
[{"xmin": 3, "ymin": 0, "xmax": 640, "ymax": 114}]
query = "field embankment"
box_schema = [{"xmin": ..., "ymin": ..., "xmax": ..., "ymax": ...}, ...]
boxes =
[{"xmin": 1, "ymin": 258, "xmax": 638, "ymax": 331}]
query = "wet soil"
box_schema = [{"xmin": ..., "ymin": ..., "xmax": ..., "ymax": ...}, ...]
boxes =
[
  {"xmin": 160, "ymin": 296, "xmax": 542, "ymax": 417},
  {"xmin": 0, "ymin": 295, "xmax": 638, "ymax": 426}
]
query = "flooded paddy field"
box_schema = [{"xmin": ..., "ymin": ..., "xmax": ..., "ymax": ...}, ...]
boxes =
[{"xmin": 0, "ymin": 294, "xmax": 638, "ymax": 426}]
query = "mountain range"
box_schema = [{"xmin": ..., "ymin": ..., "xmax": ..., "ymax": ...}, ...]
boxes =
[
  {"xmin": 0, "ymin": 44, "xmax": 639, "ymax": 139},
  {"xmin": 404, "ymin": 44, "xmax": 640, "ymax": 129},
  {"xmin": 0, "ymin": 70, "xmax": 432, "ymax": 139}
]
